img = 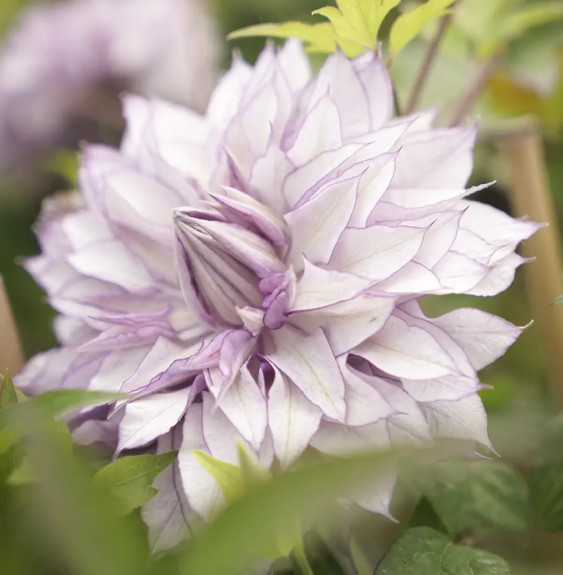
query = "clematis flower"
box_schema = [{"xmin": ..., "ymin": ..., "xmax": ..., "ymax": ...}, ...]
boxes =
[
  {"xmin": 17, "ymin": 41, "xmax": 538, "ymax": 552},
  {"xmin": 0, "ymin": 0, "xmax": 219, "ymax": 175}
]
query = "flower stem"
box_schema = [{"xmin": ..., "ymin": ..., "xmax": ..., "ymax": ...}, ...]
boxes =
[
  {"xmin": 0, "ymin": 276, "xmax": 24, "ymax": 375},
  {"xmin": 496, "ymin": 121, "xmax": 563, "ymax": 407},
  {"xmin": 404, "ymin": 11, "xmax": 454, "ymax": 115},
  {"xmin": 449, "ymin": 52, "xmax": 504, "ymax": 126},
  {"xmin": 292, "ymin": 544, "xmax": 314, "ymax": 575}
]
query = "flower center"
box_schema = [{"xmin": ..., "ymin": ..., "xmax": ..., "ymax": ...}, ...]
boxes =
[{"xmin": 174, "ymin": 190, "xmax": 293, "ymax": 333}]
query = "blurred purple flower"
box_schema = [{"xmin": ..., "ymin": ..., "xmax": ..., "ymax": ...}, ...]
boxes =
[
  {"xmin": 17, "ymin": 41, "xmax": 538, "ymax": 550},
  {"xmin": 0, "ymin": 0, "xmax": 219, "ymax": 175}
]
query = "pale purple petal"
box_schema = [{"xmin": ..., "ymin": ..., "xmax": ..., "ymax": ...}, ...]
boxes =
[
  {"xmin": 267, "ymin": 364, "xmax": 323, "ymax": 467},
  {"xmin": 269, "ymin": 326, "xmax": 346, "ymax": 421}
]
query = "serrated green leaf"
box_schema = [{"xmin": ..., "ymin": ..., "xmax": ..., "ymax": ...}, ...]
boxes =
[
  {"xmin": 92, "ymin": 451, "xmax": 177, "ymax": 516},
  {"xmin": 423, "ymin": 460, "xmax": 528, "ymax": 535},
  {"xmin": 376, "ymin": 527, "xmax": 511, "ymax": 574},
  {"xmin": 0, "ymin": 372, "xmax": 18, "ymax": 408},
  {"xmin": 228, "ymin": 21, "xmax": 337, "ymax": 53},
  {"xmin": 390, "ymin": 0, "xmax": 456, "ymax": 55},
  {"xmin": 229, "ymin": 0, "xmax": 399, "ymax": 57},
  {"xmin": 314, "ymin": 0, "xmax": 400, "ymax": 56}
]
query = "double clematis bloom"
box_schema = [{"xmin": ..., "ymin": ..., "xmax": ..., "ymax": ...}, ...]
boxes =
[
  {"xmin": 18, "ymin": 41, "xmax": 538, "ymax": 551},
  {"xmin": 0, "ymin": 0, "xmax": 219, "ymax": 174}
]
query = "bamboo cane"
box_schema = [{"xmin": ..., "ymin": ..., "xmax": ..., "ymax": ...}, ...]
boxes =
[
  {"xmin": 0, "ymin": 275, "xmax": 24, "ymax": 375},
  {"xmin": 496, "ymin": 122, "xmax": 563, "ymax": 408}
]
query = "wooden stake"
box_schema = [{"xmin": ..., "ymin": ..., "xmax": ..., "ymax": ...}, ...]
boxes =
[
  {"xmin": 0, "ymin": 276, "xmax": 24, "ymax": 375},
  {"xmin": 496, "ymin": 123, "xmax": 563, "ymax": 407}
]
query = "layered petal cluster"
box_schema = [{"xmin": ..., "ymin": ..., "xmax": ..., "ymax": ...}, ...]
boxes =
[
  {"xmin": 18, "ymin": 41, "xmax": 538, "ymax": 550},
  {"xmin": 0, "ymin": 0, "xmax": 219, "ymax": 173}
]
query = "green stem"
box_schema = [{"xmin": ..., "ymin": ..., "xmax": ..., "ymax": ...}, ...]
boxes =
[{"xmin": 292, "ymin": 544, "xmax": 314, "ymax": 575}]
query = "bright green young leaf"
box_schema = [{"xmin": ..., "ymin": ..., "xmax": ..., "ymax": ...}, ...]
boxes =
[
  {"xmin": 0, "ymin": 389, "xmax": 124, "ymax": 434},
  {"xmin": 423, "ymin": 460, "xmax": 529, "ymax": 535},
  {"xmin": 314, "ymin": 0, "xmax": 400, "ymax": 56},
  {"xmin": 0, "ymin": 373, "xmax": 18, "ymax": 408},
  {"xmin": 92, "ymin": 451, "xmax": 177, "ymax": 516},
  {"xmin": 229, "ymin": 0, "xmax": 400, "ymax": 57},
  {"xmin": 390, "ymin": 0, "xmax": 456, "ymax": 55},
  {"xmin": 376, "ymin": 527, "xmax": 511, "ymax": 574},
  {"xmin": 228, "ymin": 21, "xmax": 337, "ymax": 53},
  {"xmin": 194, "ymin": 450, "xmax": 248, "ymax": 503}
]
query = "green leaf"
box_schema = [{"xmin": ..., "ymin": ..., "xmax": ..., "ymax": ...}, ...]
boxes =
[
  {"xmin": 194, "ymin": 450, "xmax": 248, "ymax": 503},
  {"xmin": 0, "ymin": 372, "xmax": 18, "ymax": 408},
  {"xmin": 314, "ymin": 0, "xmax": 400, "ymax": 56},
  {"xmin": 376, "ymin": 527, "xmax": 511, "ymax": 574},
  {"xmin": 0, "ymin": 389, "xmax": 124, "ymax": 434},
  {"xmin": 423, "ymin": 460, "xmax": 529, "ymax": 535},
  {"xmin": 530, "ymin": 413, "xmax": 563, "ymax": 531},
  {"xmin": 390, "ymin": 0, "xmax": 456, "ymax": 55},
  {"xmin": 92, "ymin": 452, "xmax": 177, "ymax": 516},
  {"xmin": 8, "ymin": 420, "xmax": 73, "ymax": 486},
  {"xmin": 43, "ymin": 150, "xmax": 80, "ymax": 186},
  {"xmin": 479, "ymin": 2, "xmax": 563, "ymax": 58},
  {"xmin": 228, "ymin": 21, "xmax": 337, "ymax": 53},
  {"xmin": 228, "ymin": 0, "xmax": 399, "ymax": 57},
  {"xmin": 554, "ymin": 295, "xmax": 563, "ymax": 306},
  {"xmin": 178, "ymin": 448, "xmax": 401, "ymax": 575}
]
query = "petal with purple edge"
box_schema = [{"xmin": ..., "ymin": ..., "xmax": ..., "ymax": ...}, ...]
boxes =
[
  {"xmin": 330, "ymin": 225, "xmax": 427, "ymax": 281},
  {"xmin": 340, "ymin": 361, "xmax": 395, "ymax": 426},
  {"xmin": 141, "ymin": 431, "xmax": 193, "ymax": 553},
  {"xmin": 267, "ymin": 364, "xmax": 322, "ymax": 467},
  {"xmin": 268, "ymin": 326, "xmax": 346, "ymax": 422},
  {"xmin": 353, "ymin": 315, "xmax": 460, "ymax": 380},
  {"xmin": 215, "ymin": 363, "xmax": 268, "ymax": 450},
  {"xmin": 432, "ymin": 308, "xmax": 525, "ymax": 371},
  {"xmin": 116, "ymin": 387, "xmax": 191, "ymax": 452},
  {"xmin": 291, "ymin": 259, "xmax": 373, "ymax": 313},
  {"xmin": 419, "ymin": 394, "xmax": 493, "ymax": 452},
  {"xmin": 291, "ymin": 294, "xmax": 395, "ymax": 357},
  {"xmin": 178, "ymin": 402, "xmax": 224, "ymax": 520},
  {"xmin": 285, "ymin": 176, "xmax": 358, "ymax": 269}
]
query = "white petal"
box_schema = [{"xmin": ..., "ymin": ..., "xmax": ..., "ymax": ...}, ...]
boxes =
[
  {"xmin": 419, "ymin": 394, "xmax": 493, "ymax": 450},
  {"xmin": 291, "ymin": 259, "xmax": 373, "ymax": 312},
  {"xmin": 287, "ymin": 94, "xmax": 343, "ymax": 166},
  {"xmin": 142, "ymin": 431, "xmax": 192, "ymax": 553},
  {"xmin": 290, "ymin": 294, "xmax": 395, "ymax": 356},
  {"xmin": 354, "ymin": 315, "xmax": 459, "ymax": 380},
  {"xmin": 267, "ymin": 366, "xmax": 322, "ymax": 467},
  {"xmin": 269, "ymin": 326, "xmax": 346, "ymax": 421},
  {"xmin": 216, "ymin": 364, "xmax": 268, "ymax": 450},
  {"xmin": 431, "ymin": 308, "xmax": 524, "ymax": 370},
  {"xmin": 117, "ymin": 387, "xmax": 191, "ymax": 452},
  {"xmin": 330, "ymin": 225, "xmax": 426, "ymax": 280},
  {"xmin": 341, "ymin": 362, "xmax": 394, "ymax": 426},
  {"xmin": 178, "ymin": 402, "xmax": 225, "ymax": 520},
  {"xmin": 285, "ymin": 177, "xmax": 358, "ymax": 269}
]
